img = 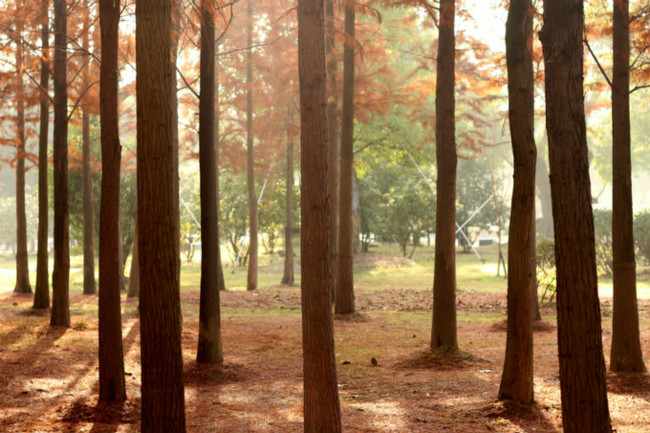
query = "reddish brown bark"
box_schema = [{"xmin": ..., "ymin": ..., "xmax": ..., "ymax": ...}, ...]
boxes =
[
  {"xmin": 431, "ymin": 0, "xmax": 457, "ymax": 349},
  {"xmin": 498, "ymin": 0, "xmax": 535, "ymax": 404},
  {"xmin": 336, "ymin": 2, "xmax": 355, "ymax": 315},
  {"xmin": 540, "ymin": 0, "xmax": 612, "ymax": 430},
  {"xmin": 281, "ymin": 137, "xmax": 295, "ymax": 286},
  {"xmin": 136, "ymin": 0, "xmax": 186, "ymax": 428},
  {"xmin": 51, "ymin": 0, "xmax": 70, "ymax": 327},
  {"xmin": 610, "ymin": 0, "xmax": 645, "ymax": 373},
  {"xmin": 298, "ymin": 0, "xmax": 342, "ymax": 427},
  {"xmin": 34, "ymin": 0, "xmax": 50, "ymax": 310},
  {"xmin": 197, "ymin": 0, "xmax": 223, "ymax": 364},
  {"xmin": 246, "ymin": 0, "xmax": 258, "ymax": 291},
  {"xmin": 98, "ymin": 0, "xmax": 126, "ymax": 402}
]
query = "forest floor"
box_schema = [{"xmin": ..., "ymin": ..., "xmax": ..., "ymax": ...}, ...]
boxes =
[{"xmin": 1, "ymin": 247, "xmax": 650, "ymax": 432}]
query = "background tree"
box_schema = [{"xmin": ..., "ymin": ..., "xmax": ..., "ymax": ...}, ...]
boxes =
[
  {"xmin": 498, "ymin": 0, "xmax": 535, "ymax": 404},
  {"xmin": 246, "ymin": 0, "xmax": 258, "ymax": 291},
  {"xmin": 136, "ymin": 0, "xmax": 187, "ymax": 428},
  {"xmin": 34, "ymin": 0, "xmax": 50, "ymax": 309},
  {"xmin": 610, "ymin": 0, "xmax": 645, "ymax": 373},
  {"xmin": 540, "ymin": 0, "xmax": 612, "ymax": 430},
  {"xmin": 13, "ymin": 0, "xmax": 32, "ymax": 295},
  {"xmin": 298, "ymin": 0, "xmax": 342, "ymax": 427},
  {"xmin": 336, "ymin": 0, "xmax": 356, "ymax": 314},
  {"xmin": 431, "ymin": 0, "xmax": 457, "ymax": 349},
  {"xmin": 197, "ymin": 0, "xmax": 223, "ymax": 364}
]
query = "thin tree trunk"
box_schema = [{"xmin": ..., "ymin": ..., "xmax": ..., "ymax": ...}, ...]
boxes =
[
  {"xmin": 498, "ymin": 0, "xmax": 535, "ymax": 404},
  {"xmin": 297, "ymin": 0, "xmax": 342, "ymax": 426},
  {"xmin": 82, "ymin": 111, "xmax": 96, "ymax": 295},
  {"xmin": 336, "ymin": 2, "xmax": 355, "ymax": 315},
  {"xmin": 197, "ymin": 0, "xmax": 223, "ymax": 364},
  {"xmin": 34, "ymin": 0, "xmax": 50, "ymax": 309},
  {"xmin": 14, "ymin": 1, "xmax": 32, "ymax": 295},
  {"xmin": 136, "ymin": 0, "xmax": 186, "ymax": 428},
  {"xmin": 540, "ymin": 0, "xmax": 612, "ymax": 430},
  {"xmin": 98, "ymin": 0, "xmax": 126, "ymax": 402},
  {"xmin": 118, "ymin": 220, "xmax": 126, "ymax": 292},
  {"xmin": 127, "ymin": 221, "xmax": 139, "ymax": 298},
  {"xmin": 246, "ymin": 0, "xmax": 258, "ymax": 291},
  {"xmin": 281, "ymin": 137, "xmax": 294, "ymax": 286},
  {"xmin": 610, "ymin": 0, "xmax": 645, "ymax": 373},
  {"xmin": 326, "ymin": 0, "xmax": 339, "ymax": 302},
  {"xmin": 81, "ymin": 8, "xmax": 96, "ymax": 296},
  {"xmin": 431, "ymin": 0, "xmax": 457, "ymax": 349},
  {"xmin": 215, "ymin": 43, "xmax": 226, "ymax": 293},
  {"xmin": 535, "ymin": 150, "xmax": 553, "ymax": 238},
  {"xmin": 51, "ymin": 0, "xmax": 70, "ymax": 327}
]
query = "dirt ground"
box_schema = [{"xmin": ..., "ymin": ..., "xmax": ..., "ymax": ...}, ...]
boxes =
[{"xmin": 1, "ymin": 285, "xmax": 650, "ymax": 433}]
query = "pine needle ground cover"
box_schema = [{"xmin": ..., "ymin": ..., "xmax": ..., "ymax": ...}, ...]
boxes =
[{"xmin": 1, "ymin": 244, "xmax": 650, "ymax": 433}]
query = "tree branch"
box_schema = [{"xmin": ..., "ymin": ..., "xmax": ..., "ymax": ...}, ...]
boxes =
[{"xmin": 584, "ymin": 37, "xmax": 612, "ymax": 88}]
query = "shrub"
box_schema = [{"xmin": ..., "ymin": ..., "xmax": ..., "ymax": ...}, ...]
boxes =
[
  {"xmin": 536, "ymin": 237, "xmax": 556, "ymax": 304},
  {"xmin": 592, "ymin": 208, "xmax": 613, "ymax": 277},
  {"xmin": 634, "ymin": 209, "xmax": 650, "ymax": 265}
]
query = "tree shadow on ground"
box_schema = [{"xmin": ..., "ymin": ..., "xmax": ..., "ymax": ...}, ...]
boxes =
[
  {"xmin": 467, "ymin": 400, "xmax": 560, "ymax": 433},
  {"xmin": 608, "ymin": 372, "xmax": 650, "ymax": 403}
]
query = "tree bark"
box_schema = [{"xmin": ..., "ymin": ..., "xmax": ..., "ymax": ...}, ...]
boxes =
[
  {"xmin": 498, "ymin": 0, "xmax": 535, "ymax": 404},
  {"xmin": 246, "ymin": 0, "xmax": 258, "ymax": 291},
  {"xmin": 431, "ymin": 0, "xmax": 457, "ymax": 349},
  {"xmin": 51, "ymin": 0, "xmax": 70, "ymax": 327},
  {"xmin": 281, "ymin": 137, "xmax": 295, "ymax": 286},
  {"xmin": 326, "ymin": 0, "xmax": 339, "ymax": 302},
  {"xmin": 136, "ymin": 0, "xmax": 187, "ymax": 428},
  {"xmin": 98, "ymin": 0, "xmax": 126, "ymax": 402},
  {"xmin": 34, "ymin": 0, "xmax": 50, "ymax": 309},
  {"xmin": 298, "ymin": 0, "xmax": 342, "ymax": 427},
  {"xmin": 540, "ymin": 0, "xmax": 612, "ymax": 430},
  {"xmin": 197, "ymin": 0, "xmax": 223, "ymax": 364},
  {"xmin": 336, "ymin": 2, "xmax": 355, "ymax": 314},
  {"xmin": 610, "ymin": 0, "xmax": 645, "ymax": 373},
  {"xmin": 14, "ymin": 1, "xmax": 32, "ymax": 295},
  {"xmin": 127, "ymin": 221, "xmax": 139, "ymax": 298},
  {"xmin": 215, "ymin": 44, "xmax": 226, "ymax": 293}
]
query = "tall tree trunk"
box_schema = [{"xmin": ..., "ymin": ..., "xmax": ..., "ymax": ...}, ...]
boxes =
[
  {"xmin": 610, "ymin": 0, "xmax": 645, "ymax": 373},
  {"xmin": 215, "ymin": 44, "xmax": 226, "ymax": 293},
  {"xmin": 336, "ymin": 3, "xmax": 355, "ymax": 315},
  {"xmin": 498, "ymin": 0, "xmax": 535, "ymax": 404},
  {"xmin": 540, "ymin": 1, "xmax": 612, "ymax": 431},
  {"xmin": 82, "ymin": 9, "xmax": 96, "ymax": 296},
  {"xmin": 281, "ymin": 137, "xmax": 294, "ymax": 286},
  {"xmin": 98, "ymin": 0, "xmax": 126, "ymax": 402},
  {"xmin": 326, "ymin": 0, "xmax": 339, "ymax": 302},
  {"xmin": 246, "ymin": 0, "xmax": 258, "ymax": 291},
  {"xmin": 535, "ymin": 149, "xmax": 553, "ymax": 238},
  {"xmin": 51, "ymin": 0, "xmax": 70, "ymax": 327},
  {"xmin": 431, "ymin": 0, "xmax": 457, "ymax": 349},
  {"xmin": 14, "ymin": 2, "xmax": 32, "ymax": 295},
  {"xmin": 197, "ymin": 0, "xmax": 223, "ymax": 364},
  {"xmin": 127, "ymin": 221, "xmax": 139, "ymax": 298},
  {"xmin": 297, "ymin": 0, "xmax": 342, "ymax": 427},
  {"xmin": 34, "ymin": 0, "xmax": 50, "ymax": 309},
  {"xmin": 118, "ymin": 220, "xmax": 126, "ymax": 292},
  {"xmin": 137, "ymin": 0, "xmax": 187, "ymax": 428}
]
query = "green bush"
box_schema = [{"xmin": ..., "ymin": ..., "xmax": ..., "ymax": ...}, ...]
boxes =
[
  {"xmin": 634, "ymin": 209, "xmax": 650, "ymax": 265},
  {"xmin": 593, "ymin": 208, "xmax": 613, "ymax": 277},
  {"xmin": 536, "ymin": 237, "xmax": 556, "ymax": 304}
]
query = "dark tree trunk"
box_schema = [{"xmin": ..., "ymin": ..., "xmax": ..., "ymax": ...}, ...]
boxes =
[
  {"xmin": 81, "ymin": 9, "xmax": 96, "ymax": 296},
  {"xmin": 82, "ymin": 111, "xmax": 96, "ymax": 295},
  {"xmin": 281, "ymin": 137, "xmax": 295, "ymax": 286},
  {"xmin": 431, "ymin": 0, "xmax": 457, "ymax": 349},
  {"xmin": 540, "ymin": 1, "xmax": 613, "ymax": 430},
  {"xmin": 336, "ymin": 3, "xmax": 355, "ymax": 314},
  {"xmin": 127, "ymin": 221, "xmax": 139, "ymax": 298},
  {"xmin": 498, "ymin": 0, "xmax": 535, "ymax": 404},
  {"xmin": 51, "ymin": 0, "xmax": 70, "ymax": 327},
  {"xmin": 34, "ymin": 0, "xmax": 50, "ymax": 309},
  {"xmin": 98, "ymin": 0, "xmax": 126, "ymax": 402},
  {"xmin": 14, "ymin": 2, "xmax": 32, "ymax": 295},
  {"xmin": 298, "ymin": 0, "xmax": 342, "ymax": 427},
  {"xmin": 197, "ymin": 0, "xmax": 223, "ymax": 364},
  {"xmin": 326, "ymin": 0, "xmax": 339, "ymax": 302},
  {"xmin": 136, "ymin": 0, "xmax": 187, "ymax": 428},
  {"xmin": 246, "ymin": 0, "xmax": 258, "ymax": 291},
  {"xmin": 610, "ymin": 0, "xmax": 645, "ymax": 373}
]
